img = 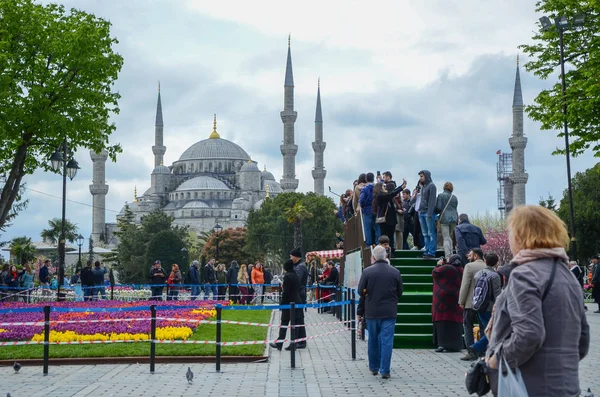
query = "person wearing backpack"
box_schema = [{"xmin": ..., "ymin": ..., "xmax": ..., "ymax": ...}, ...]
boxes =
[
  {"xmin": 458, "ymin": 247, "xmax": 486, "ymax": 361},
  {"xmin": 469, "ymin": 252, "xmax": 502, "ymax": 359}
]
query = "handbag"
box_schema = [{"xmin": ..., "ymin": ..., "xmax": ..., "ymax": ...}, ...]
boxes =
[
  {"xmin": 376, "ymin": 204, "xmax": 389, "ymax": 224},
  {"xmin": 465, "ymin": 358, "xmax": 490, "ymax": 396},
  {"xmin": 498, "ymin": 356, "xmax": 528, "ymax": 397}
]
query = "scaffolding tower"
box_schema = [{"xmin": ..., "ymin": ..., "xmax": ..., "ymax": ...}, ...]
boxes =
[{"xmin": 497, "ymin": 152, "xmax": 513, "ymax": 219}]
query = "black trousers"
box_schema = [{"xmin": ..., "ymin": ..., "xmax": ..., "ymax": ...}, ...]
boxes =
[
  {"xmin": 380, "ymin": 223, "xmax": 396, "ymax": 250},
  {"xmin": 276, "ymin": 308, "xmax": 306, "ymax": 345},
  {"xmin": 229, "ymin": 285, "xmax": 239, "ymax": 303},
  {"xmin": 413, "ymin": 214, "xmax": 423, "ymax": 249}
]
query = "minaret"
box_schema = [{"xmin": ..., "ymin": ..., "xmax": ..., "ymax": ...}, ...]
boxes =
[
  {"xmin": 152, "ymin": 83, "xmax": 166, "ymax": 167},
  {"xmin": 89, "ymin": 150, "xmax": 109, "ymax": 244},
  {"xmin": 280, "ymin": 35, "xmax": 299, "ymax": 192},
  {"xmin": 312, "ymin": 78, "xmax": 326, "ymax": 195},
  {"xmin": 509, "ymin": 55, "xmax": 528, "ymax": 210}
]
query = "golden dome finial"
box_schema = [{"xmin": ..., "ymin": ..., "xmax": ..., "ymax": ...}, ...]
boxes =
[
  {"xmin": 288, "ymin": 34, "xmax": 291, "ymax": 47},
  {"xmin": 133, "ymin": 186, "xmax": 138, "ymax": 203},
  {"xmin": 265, "ymin": 184, "xmax": 270, "ymax": 198},
  {"xmin": 209, "ymin": 114, "xmax": 220, "ymax": 139},
  {"xmin": 263, "ymin": 165, "xmax": 267, "ymax": 172}
]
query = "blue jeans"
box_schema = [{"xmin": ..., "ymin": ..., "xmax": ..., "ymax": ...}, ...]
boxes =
[
  {"xmin": 366, "ymin": 318, "xmax": 395, "ymax": 375},
  {"xmin": 204, "ymin": 284, "xmax": 218, "ymax": 300},
  {"xmin": 362, "ymin": 213, "xmax": 381, "ymax": 246},
  {"xmin": 419, "ymin": 213, "xmax": 437, "ymax": 256},
  {"xmin": 191, "ymin": 285, "xmax": 201, "ymax": 300},
  {"xmin": 471, "ymin": 311, "xmax": 492, "ymax": 354}
]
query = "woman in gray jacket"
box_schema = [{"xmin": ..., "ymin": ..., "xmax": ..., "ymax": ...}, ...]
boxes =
[{"xmin": 485, "ymin": 205, "xmax": 589, "ymax": 396}]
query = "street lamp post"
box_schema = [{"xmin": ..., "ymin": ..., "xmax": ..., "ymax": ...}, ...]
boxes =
[
  {"xmin": 213, "ymin": 221, "xmax": 223, "ymax": 262},
  {"xmin": 49, "ymin": 139, "xmax": 80, "ymax": 301},
  {"xmin": 539, "ymin": 14, "xmax": 585, "ymax": 261},
  {"xmin": 77, "ymin": 234, "xmax": 84, "ymax": 272}
]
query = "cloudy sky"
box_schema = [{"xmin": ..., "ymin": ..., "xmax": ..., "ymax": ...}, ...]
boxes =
[{"xmin": 2, "ymin": 0, "xmax": 598, "ymax": 251}]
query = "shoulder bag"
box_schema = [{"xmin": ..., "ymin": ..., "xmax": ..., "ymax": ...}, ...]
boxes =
[{"xmin": 376, "ymin": 203, "xmax": 389, "ymax": 224}]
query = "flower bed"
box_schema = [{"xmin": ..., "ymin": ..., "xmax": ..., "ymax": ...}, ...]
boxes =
[{"xmin": 0, "ymin": 300, "xmax": 221, "ymax": 343}]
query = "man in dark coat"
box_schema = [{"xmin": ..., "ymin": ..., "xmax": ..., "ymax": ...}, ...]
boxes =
[
  {"xmin": 455, "ymin": 213, "xmax": 487, "ymax": 265},
  {"xmin": 290, "ymin": 248, "xmax": 308, "ymax": 304},
  {"xmin": 149, "ymin": 260, "xmax": 167, "ymax": 301},
  {"xmin": 80, "ymin": 260, "xmax": 94, "ymax": 301},
  {"xmin": 204, "ymin": 259, "xmax": 217, "ymax": 300},
  {"xmin": 226, "ymin": 261, "xmax": 239, "ymax": 304},
  {"xmin": 189, "ymin": 260, "xmax": 201, "ymax": 300},
  {"xmin": 358, "ymin": 245, "xmax": 403, "ymax": 379},
  {"xmin": 592, "ymin": 256, "xmax": 600, "ymax": 313},
  {"xmin": 269, "ymin": 259, "xmax": 306, "ymax": 351}
]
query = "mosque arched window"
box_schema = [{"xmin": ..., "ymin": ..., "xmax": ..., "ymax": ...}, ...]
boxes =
[
  {"xmin": 218, "ymin": 162, "xmax": 222, "ymax": 171},
  {"xmin": 191, "ymin": 210, "xmax": 194, "ymax": 217},
  {"xmin": 187, "ymin": 192, "xmax": 191, "ymax": 199},
  {"xmin": 201, "ymin": 192, "xmax": 206, "ymax": 199},
  {"xmin": 190, "ymin": 163, "xmax": 194, "ymax": 173},
  {"xmin": 194, "ymin": 192, "xmax": 198, "ymax": 199},
  {"xmin": 199, "ymin": 162, "xmax": 203, "ymax": 172}
]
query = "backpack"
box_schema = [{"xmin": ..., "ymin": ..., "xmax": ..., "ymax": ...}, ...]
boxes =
[{"xmin": 472, "ymin": 269, "xmax": 495, "ymax": 313}]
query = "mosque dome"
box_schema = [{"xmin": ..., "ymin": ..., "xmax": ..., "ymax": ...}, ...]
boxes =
[
  {"xmin": 176, "ymin": 176, "xmax": 231, "ymax": 191},
  {"xmin": 261, "ymin": 166, "xmax": 275, "ymax": 181},
  {"xmin": 152, "ymin": 165, "xmax": 171, "ymax": 174},
  {"xmin": 240, "ymin": 161, "xmax": 260, "ymax": 172},
  {"xmin": 182, "ymin": 201, "xmax": 210, "ymax": 209},
  {"xmin": 178, "ymin": 114, "xmax": 250, "ymax": 162}
]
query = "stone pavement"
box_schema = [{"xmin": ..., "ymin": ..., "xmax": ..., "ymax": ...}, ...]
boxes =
[{"xmin": 0, "ymin": 308, "xmax": 598, "ymax": 396}]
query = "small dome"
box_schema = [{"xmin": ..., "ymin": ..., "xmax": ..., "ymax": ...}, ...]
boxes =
[
  {"xmin": 261, "ymin": 168, "xmax": 275, "ymax": 181},
  {"xmin": 263, "ymin": 180, "xmax": 283, "ymax": 193},
  {"xmin": 182, "ymin": 201, "xmax": 210, "ymax": 209},
  {"xmin": 152, "ymin": 165, "xmax": 171, "ymax": 174},
  {"xmin": 176, "ymin": 176, "xmax": 230, "ymax": 191},
  {"xmin": 240, "ymin": 161, "xmax": 259, "ymax": 172}
]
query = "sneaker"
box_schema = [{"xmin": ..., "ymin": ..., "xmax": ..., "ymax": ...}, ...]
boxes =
[
  {"xmin": 460, "ymin": 348, "xmax": 477, "ymax": 361},
  {"xmin": 434, "ymin": 346, "xmax": 446, "ymax": 353},
  {"xmin": 381, "ymin": 374, "xmax": 391, "ymax": 379},
  {"xmin": 371, "ymin": 370, "xmax": 378, "ymax": 376},
  {"xmin": 594, "ymin": 310, "xmax": 600, "ymax": 314}
]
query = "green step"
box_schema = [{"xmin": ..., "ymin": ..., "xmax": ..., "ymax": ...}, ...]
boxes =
[
  {"xmin": 403, "ymin": 282, "xmax": 433, "ymax": 293},
  {"xmin": 393, "ymin": 333, "xmax": 435, "ymax": 349},
  {"xmin": 397, "ymin": 312, "xmax": 432, "ymax": 323},
  {"xmin": 391, "ymin": 258, "xmax": 437, "ymax": 267},
  {"xmin": 393, "ymin": 250, "xmax": 444, "ymax": 259},
  {"xmin": 402, "ymin": 274, "xmax": 433, "ymax": 284},
  {"xmin": 397, "ymin": 302, "xmax": 432, "ymax": 314},
  {"xmin": 393, "ymin": 265, "xmax": 435, "ymax": 275},
  {"xmin": 399, "ymin": 293, "xmax": 432, "ymax": 304},
  {"xmin": 395, "ymin": 323, "xmax": 433, "ymax": 334}
]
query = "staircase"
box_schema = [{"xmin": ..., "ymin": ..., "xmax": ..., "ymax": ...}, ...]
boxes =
[{"xmin": 391, "ymin": 250, "xmax": 443, "ymax": 349}]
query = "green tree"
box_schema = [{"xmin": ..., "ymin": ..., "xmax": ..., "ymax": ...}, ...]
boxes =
[
  {"xmin": 0, "ymin": 0, "xmax": 124, "ymax": 231},
  {"xmin": 9, "ymin": 236, "xmax": 36, "ymax": 265},
  {"xmin": 145, "ymin": 230, "xmax": 187, "ymax": 275},
  {"xmin": 539, "ymin": 193, "xmax": 559, "ymax": 212},
  {"xmin": 114, "ymin": 209, "xmax": 188, "ymax": 284},
  {"xmin": 557, "ymin": 163, "xmax": 600, "ymax": 262},
  {"xmin": 40, "ymin": 218, "xmax": 79, "ymax": 244},
  {"xmin": 521, "ymin": 0, "xmax": 600, "ymax": 157},
  {"xmin": 246, "ymin": 192, "xmax": 342, "ymax": 260},
  {"xmin": 201, "ymin": 227, "xmax": 256, "ymax": 265},
  {"xmin": 284, "ymin": 202, "xmax": 313, "ymax": 249}
]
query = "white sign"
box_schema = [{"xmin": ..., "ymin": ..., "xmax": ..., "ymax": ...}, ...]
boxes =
[{"xmin": 344, "ymin": 250, "xmax": 362, "ymax": 289}]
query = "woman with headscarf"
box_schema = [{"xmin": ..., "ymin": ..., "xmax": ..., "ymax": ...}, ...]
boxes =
[
  {"xmin": 485, "ymin": 205, "xmax": 589, "ymax": 396},
  {"xmin": 270, "ymin": 259, "xmax": 305, "ymax": 351},
  {"xmin": 431, "ymin": 254, "xmax": 464, "ymax": 352}
]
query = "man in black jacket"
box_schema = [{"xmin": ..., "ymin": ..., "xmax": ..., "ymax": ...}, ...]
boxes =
[
  {"xmin": 226, "ymin": 261, "xmax": 239, "ymax": 304},
  {"xmin": 189, "ymin": 260, "xmax": 201, "ymax": 300},
  {"xmin": 80, "ymin": 260, "xmax": 94, "ymax": 301},
  {"xmin": 455, "ymin": 214, "xmax": 487, "ymax": 265},
  {"xmin": 149, "ymin": 260, "xmax": 167, "ymax": 301},
  {"xmin": 269, "ymin": 259, "xmax": 305, "ymax": 351},
  {"xmin": 204, "ymin": 259, "xmax": 217, "ymax": 300},
  {"xmin": 358, "ymin": 245, "xmax": 403, "ymax": 379},
  {"xmin": 290, "ymin": 248, "xmax": 308, "ymax": 304}
]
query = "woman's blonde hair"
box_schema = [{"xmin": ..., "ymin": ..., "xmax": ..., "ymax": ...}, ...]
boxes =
[
  {"xmin": 238, "ymin": 264, "xmax": 247, "ymax": 278},
  {"xmin": 507, "ymin": 205, "xmax": 570, "ymax": 250}
]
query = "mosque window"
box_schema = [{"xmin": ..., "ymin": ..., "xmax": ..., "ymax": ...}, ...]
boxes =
[
  {"xmin": 190, "ymin": 163, "xmax": 194, "ymax": 173},
  {"xmin": 218, "ymin": 162, "xmax": 222, "ymax": 171},
  {"xmin": 201, "ymin": 192, "xmax": 205, "ymax": 199},
  {"xmin": 234, "ymin": 214, "xmax": 238, "ymax": 219},
  {"xmin": 219, "ymin": 210, "xmax": 223, "ymax": 217},
  {"xmin": 209, "ymin": 162, "xmax": 213, "ymax": 172},
  {"xmin": 187, "ymin": 192, "xmax": 191, "ymax": 199},
  {"xmin": 199, "ymin": 162, "xmax": 203, "ymax": 172},
  {"xmin": 194, "ymin": 192, "xmax": 198, "ymax": 199},
  {"xmin": 191, "ymin": 210, "xmax": 194, "ymax": 217}
]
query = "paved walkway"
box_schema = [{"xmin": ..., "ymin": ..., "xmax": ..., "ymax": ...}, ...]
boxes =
[{"xmin": 1, "ymin": 309, "xmax": 598, "ymax": 396}]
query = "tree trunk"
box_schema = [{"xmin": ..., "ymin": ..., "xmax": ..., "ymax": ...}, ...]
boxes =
[
  {"xmin": 294, "ymin": 221, "xmax": 303, "ymax": 250},
  {"xmin": 0, "ymin": 138, "xmax": 29, "ymax": 230}
]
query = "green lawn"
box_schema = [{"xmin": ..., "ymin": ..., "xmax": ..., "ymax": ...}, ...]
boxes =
[{"xmin": 0, "ymin": 309, "xmax": 272, "ymax": 360}]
